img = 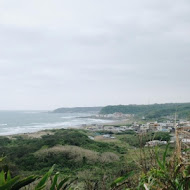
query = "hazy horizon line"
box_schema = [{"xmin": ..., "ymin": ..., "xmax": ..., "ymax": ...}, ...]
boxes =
[{"xmin": 0, "ymin": 101, "xmax": 189, "ymax": 111}]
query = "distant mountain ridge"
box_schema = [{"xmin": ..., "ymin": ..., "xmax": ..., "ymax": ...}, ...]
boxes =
[
  {"xmin": 53, "ymin": 107, "xmax": 102, "ymax": 113},
  {"xmin": 100, "ymin": 103, "xmax": 190, "ymax": 119},
  {"xmin": 52, "ymin": 103, "xmax": 190, "ymax": 119}
]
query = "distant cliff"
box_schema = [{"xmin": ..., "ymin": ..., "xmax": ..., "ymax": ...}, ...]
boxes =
[{"xmin": 52, "ymin": 107, "xmax": 102, "ymax": 113}]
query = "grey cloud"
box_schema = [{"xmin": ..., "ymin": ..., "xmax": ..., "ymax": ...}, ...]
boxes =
[{"xmin": 0, "ymin": 0, "xmax": 190, "ymax": 109}]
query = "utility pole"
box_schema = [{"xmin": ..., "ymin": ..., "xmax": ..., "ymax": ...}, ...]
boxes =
[
  {"xmin": 175, "ymin": 112, "xmax": 181, "ymax": 160},
  {"xmin": 173, "ymin": 105, "xmax": 190, "ymax": 162}
]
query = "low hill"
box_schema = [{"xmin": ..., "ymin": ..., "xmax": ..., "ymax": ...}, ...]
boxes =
[
  {"xmin": 100, "ymin": 103, "xmax": 190, "ymax": 119},
  {"xmin": 52, "ymin": 106, "xmax": 102, "ymax": 113}
]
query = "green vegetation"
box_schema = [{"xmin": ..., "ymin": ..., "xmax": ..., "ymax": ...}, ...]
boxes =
[
  {"xmin": 0, "ymin": 130, "xmax": 126, "ymax": 175},
  {"xmin": 0, "ymin": 129, "xmax": 184, "ymax": 189},
  {"xmin": 0, "ymin": 129, "xmax": 131, "ymax": 189},
  {"xmin": 100, "ymin": 103, "xmax": 190, "ymax": 119}
]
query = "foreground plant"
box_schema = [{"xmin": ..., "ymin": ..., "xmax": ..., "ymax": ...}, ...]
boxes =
[
  {"xmin": 0, "ymin": 157, "xmax": 37, "ymax": 190},
  {"xmin": 0, "ymin": 158, "xmax": 74, "ymax": 190},
  {"xmin": 138, "ymin": 144, "xmax": 190, "ymax": 190},
  {"xmin": 110, "ymin": 171, "xmax": 134, "ymax": 190}
]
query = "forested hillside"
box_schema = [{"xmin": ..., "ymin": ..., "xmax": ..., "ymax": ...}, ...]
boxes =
[{"xmin": 100, "ymin": 103, "xmax": 190, "ymax": 119}]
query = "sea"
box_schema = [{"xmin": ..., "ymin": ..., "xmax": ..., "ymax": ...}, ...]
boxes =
[{"xmin": 0, "ymin": 111, "xmax": 110, "ymax": 136}]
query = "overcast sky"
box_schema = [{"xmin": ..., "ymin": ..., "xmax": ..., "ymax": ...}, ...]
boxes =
[{"xmin": 0, "ymin": 0, "xmax": 190, "ymax": 110}]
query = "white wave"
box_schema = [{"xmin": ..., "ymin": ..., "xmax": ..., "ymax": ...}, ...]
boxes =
[
  {"xmin": 0, "ymin": 118, "xmax": 113, "ymax": 136},
  {"xmin": 0, "ymin": 123, "xmax": 7, "ymax": 126},
  {"xmin": 61, "ymin": 116, "xmax": 76, "ymax": 119}
]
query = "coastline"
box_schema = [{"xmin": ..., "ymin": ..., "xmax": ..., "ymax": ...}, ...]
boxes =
[
  {"xmin": 3, "ymin": 118, "xmax": 130, "ymax": 139},
  {"xmin": 5, "ymin": 125, "xmax": 84, "ymax": 139}
]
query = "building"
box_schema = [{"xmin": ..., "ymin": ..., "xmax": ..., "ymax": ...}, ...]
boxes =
[{"xmin": 145, "ymin": 140, "xmax": 167, "ymax": 147}]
